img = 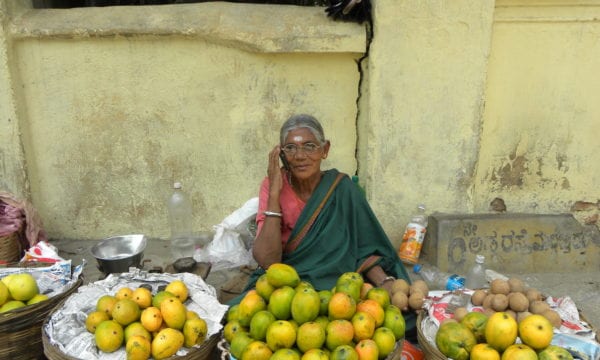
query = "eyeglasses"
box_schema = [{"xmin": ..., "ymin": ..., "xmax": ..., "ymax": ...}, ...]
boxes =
[{"xmin": 281, "ymin": 142, "xmax": 321, "ymax": 155}]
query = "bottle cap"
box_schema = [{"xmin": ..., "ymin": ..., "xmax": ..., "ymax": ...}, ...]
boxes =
[
  {"xmin": 475, "ymin": 254, "xmax": 485, "ymax": 263},
  {"xmin": 413, "ymin": 264, "xmax": 422, "ymax": 273},
  {"xmin": 173, "ymin": 182, "xmax": 182, "ymax": 189}
]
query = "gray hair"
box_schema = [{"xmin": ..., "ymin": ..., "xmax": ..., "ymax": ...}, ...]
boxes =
[{"xmin": 280, "ymin": 114, "xmax": 326, "ymax": 145}]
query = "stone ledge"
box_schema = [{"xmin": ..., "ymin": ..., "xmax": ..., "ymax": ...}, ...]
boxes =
[
  {"xmin": 7, "ymin": 2, "xmax": 366, "ymax": 54},
  {"xmin": 421, "ymin": 213, "xmax": 600, "ymax": 274},
  {"xmin": 495, "ymin": 0, "xmax": 600, "ymax": 22}
]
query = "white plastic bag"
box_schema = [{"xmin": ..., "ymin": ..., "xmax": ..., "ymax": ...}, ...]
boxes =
[{"xmin": 194, "ymin": 198, "xmax": 258, "ymax": 271}]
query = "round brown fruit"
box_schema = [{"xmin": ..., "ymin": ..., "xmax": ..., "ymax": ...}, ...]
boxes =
[
  {"xmin": 482, "ymin": 294, "xmax": 495, "ymax": 309},
  {"xmin": 391, "ymin": 279, "xmax": 410, "ymax": 295},
  {"xmin": 490, "ymin": 279, "xmax": 510, "ymax": 295},
  {"xmin": 410, "ymin": 280, "xmax": 429, "ymax": 297},
  {"xmin": 491, "ymin": 294, "xmax": 509, "ymax": 312},
  {"xmin": 505, "ymin": 309, "xmax": 517, "ymax": 321},
  {"xmin": 483, "ymin": 308, "xmax": 496, "ymax": 318},
  {"xmin": 529, "ymin": 300, "xmax": 550, "ymax": 314},
  {"xmin": 470, "ymin": 289, "xmax": 487, "ymax": 306},
  {"xmin": 507, "ymin": 278, "xmax": 525, "ymax": 293},
  {"xmin": 541, "ymin": 309, "xmax": 562, "ymax": 328},
  {"xmin": 525, "ymin": 288, "xmax": 542, "ymax": 303},
  {"xmin": 408, "ymin": 291, "xmax": 425, "ymax": 310},
  {"xmin": 517, "ymin": 311, "xmax": 532, "ymax": 324},
  {"xmin": 508, "ymin": 292, "xmax": 529, "ymax": 312},
  {"xmin": 453, "ymin": 307, "xmax": 468, "ymax": 322},
  {"xmin": 391, "ymin": 291, "xmax": 408, "ymax": 311}
]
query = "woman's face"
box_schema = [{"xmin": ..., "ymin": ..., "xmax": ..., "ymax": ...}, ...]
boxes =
[{"xmin": 282, "ymin": 128, "xmax": 329, "ymax": 181}]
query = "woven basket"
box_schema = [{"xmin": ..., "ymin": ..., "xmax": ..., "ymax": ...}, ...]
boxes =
[
  {"xmin": 0, "ymin": 267, "xmax": 83, "ymax": 360},
  {"xmin": 0, "ymin": 232, "xmax": 21, "ymax": 263},
  {"xmin": 416, "ymin": 311, "xmax": 446, "ymax": 360},
  {"xmin": 42, "ymin": 321, "xmax": 220, "ymax": 360},
  {"xmin": 417, "ymin": 302, "xmax": 600, "ymax": 358}
]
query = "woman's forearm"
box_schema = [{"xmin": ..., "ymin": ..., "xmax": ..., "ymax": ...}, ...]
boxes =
[
  {"xmin": 365, "ymin": 265, "xmax": 390, "ymax": 287},
  {"xmin": 252, "ymin": 219, "xmax": 283, "ymax": 269},
  {"xmin": 253, "ymin": 192, "xmax": 284, "ymax": 268},
  {"xmin": 365, "ymin": 265, "xmax": 396, "ymax": 297},
  {"xmin": 252, "ymin": 176, "xmax": 283, "ymax": 270}
]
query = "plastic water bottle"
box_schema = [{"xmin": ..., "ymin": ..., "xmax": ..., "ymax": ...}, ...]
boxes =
[
  {"xmin": 398, "ymin": 204, "xmax": 428, "ymax": 264},
  {"xmin": 413, "ymin": 263, "xmax": 465, "ymax": 291},
  {"xmin": 465, "ymin": 254, "xmax": 487, "ymax": 290},
  {"xmin": 167, "ymin": 182, "xmax": 194, "ymax": 261}
]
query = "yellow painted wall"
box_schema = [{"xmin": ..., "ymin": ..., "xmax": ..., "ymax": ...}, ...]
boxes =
[
  {"xmin": 1, "ymin": 2, "xmax": 362, "ymax": 239},
  {"xmin": 1, "ymin": 0, "xmax": 599, "ymax": 244},
  {"xmin": 474, "ymin": 0, "xmax": 600, "ymax": 213},
  {"xmin": 365, "ymin": 0, "xmax": 496, "ymax": 245},
  {"xmin": 0, "ymin": 1, "xmax": 28, "ymax": 196}
]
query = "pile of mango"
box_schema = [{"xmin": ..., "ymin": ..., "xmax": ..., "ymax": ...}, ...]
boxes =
[
  {"xmin": 224, "ymin": 263, "xmax": 406, "ymax": 360},
  {"xmin": 0, "ymin": 273, "xmax": 48, "ymax": 312},
  {"xmin": 85, "ymin": 280, "xmax": 208, "ymax": 360},
  {"xmin": 435, "ymin": 310, "xmax": 573, "ymax": 360}
]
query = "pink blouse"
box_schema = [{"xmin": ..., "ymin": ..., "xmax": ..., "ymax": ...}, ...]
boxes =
[{"xmin": 255, "ymin": 172, "xmax": 305, "ymax": 246}]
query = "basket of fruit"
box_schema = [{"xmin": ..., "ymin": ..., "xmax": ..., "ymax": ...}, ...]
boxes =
[
  {"xmin": 417, "ymin": 277, "xmax": 598, "ymax": 359},
  {"xmin": 0, "ymin": 261, "xmax": 83, "ymax": 360},
  {"xmin": 42, "ymin": 269, "xmax": 227, "ymax": 360},
  {"xmin": 219, "ymin": 263, "xmax": 408, "ymax": 360}
]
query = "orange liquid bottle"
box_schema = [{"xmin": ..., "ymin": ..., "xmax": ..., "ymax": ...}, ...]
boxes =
[{"xmin": 398, "ymin": 205, "xmax": 427, "ymax": 265}]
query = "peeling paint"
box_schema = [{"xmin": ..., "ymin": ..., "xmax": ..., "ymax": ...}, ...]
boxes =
[{"xmin": 496, "ymin": 153, "xmax": 527, "ymax": 188}]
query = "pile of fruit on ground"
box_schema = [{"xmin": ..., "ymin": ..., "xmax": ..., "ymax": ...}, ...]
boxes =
[
  {"xmin": 85, "ymin": 279, "xmax": 208, "ymax": 360},
  {"xmin": 431, "ymin": 277, "xmax": 587, "ymax": 360},
  {"xmin": 224, "ymin": 263, "xmax": 407, "ymax": 360}
]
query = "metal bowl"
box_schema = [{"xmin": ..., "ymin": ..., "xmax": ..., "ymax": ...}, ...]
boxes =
[{"xmin": 91, "ymin": 234, "xmax": 147, "ymax": 274}]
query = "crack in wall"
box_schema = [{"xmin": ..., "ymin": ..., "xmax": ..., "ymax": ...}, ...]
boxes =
[{"xmin": 354, "ymin": 19, "xmax": 373, "ymax": 178}]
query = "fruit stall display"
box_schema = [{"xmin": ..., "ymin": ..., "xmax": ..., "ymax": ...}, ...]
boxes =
[
  {"xmin": 221, "ymin": 263, "xmax": 413, "ymax": 360},
  {"xmin": 0, "ymin": 261, "xmax": 83, "ymax": 360},
  {"xmin": 42, "ymin": 268, "xmax": 228, "ymax": 360},
  {"xmin": 417, "ymin": 277, "xmax": 600, "ymax": 360}
]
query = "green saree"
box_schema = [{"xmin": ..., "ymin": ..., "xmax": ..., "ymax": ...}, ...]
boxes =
[{"xmin": 231, "ymin": 169, "xmax": 416, "ymax": 334}]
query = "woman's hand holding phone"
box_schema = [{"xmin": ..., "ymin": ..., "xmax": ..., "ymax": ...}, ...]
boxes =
[
  {"xmin": 267, "ymin": 145, "xmax": 285, "ymax": 196},
  {"xmin": 279, "ymin": 151, "xmax": 291, "ymax": 171}
]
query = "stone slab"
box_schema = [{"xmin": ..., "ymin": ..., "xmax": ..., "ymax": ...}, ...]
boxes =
[{"xmin": 421, "ymin": 213, "xmax": 600, "ymax": 275}]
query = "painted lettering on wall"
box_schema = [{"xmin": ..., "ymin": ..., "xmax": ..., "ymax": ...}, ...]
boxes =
[{"xmin": 447, "ymin": 222, "xmax": 589, "ymax": 266}]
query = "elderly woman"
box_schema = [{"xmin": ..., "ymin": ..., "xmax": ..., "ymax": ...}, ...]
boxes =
[{"xmin": 238, "ymin": 114, "xmax": 416, "ymax": 336}]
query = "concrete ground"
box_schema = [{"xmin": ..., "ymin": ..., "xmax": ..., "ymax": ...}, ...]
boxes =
[{"xmin": 50, "ymin": 237, "xmax": 600, "ymax": 337}]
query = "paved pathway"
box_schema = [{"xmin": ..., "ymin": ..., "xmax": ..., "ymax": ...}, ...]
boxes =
[{"xmin": 50, "ymin": 238, "xmax": 600, "ymax": 338}]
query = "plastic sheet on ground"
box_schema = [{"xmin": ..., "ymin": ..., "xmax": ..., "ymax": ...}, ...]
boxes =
[{"xmin": 44, "ymin": 268, "xmax": 228, "ymax": 360}]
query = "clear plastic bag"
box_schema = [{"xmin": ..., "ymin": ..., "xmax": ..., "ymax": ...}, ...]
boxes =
[{"xmin": 194, "ymin": 198, "xmax": 258, "ymax": 271}]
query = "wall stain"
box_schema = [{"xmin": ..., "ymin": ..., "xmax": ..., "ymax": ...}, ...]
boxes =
[
  {"xmin": 490, "ymin": 148, "xmax": 573, "ymax": 190},
  {"xmin": 496, "ymin": 151, "xmax": 527, "ymax": 188}
]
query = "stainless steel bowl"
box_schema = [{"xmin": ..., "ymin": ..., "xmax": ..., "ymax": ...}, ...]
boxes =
[{"xmin": 91, "ymin": 234, "xmax": 147, "ymax": 274}]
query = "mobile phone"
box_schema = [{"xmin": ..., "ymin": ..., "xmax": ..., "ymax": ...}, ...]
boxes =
[{"xmin": 279, "ymin": 151, "xmax": 291, "ymax": 171}]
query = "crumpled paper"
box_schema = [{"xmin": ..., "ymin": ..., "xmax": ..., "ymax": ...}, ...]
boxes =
[
  {"xmin": 194, "ymin": 198, "xmax": 258, "ymax": 271},
  {"xmin": 20, "ymin": 241, "xmax": 65, "ymax": 263},
  {"xmin": 0, "ymin": 259, "xmax": 82, "ymax": 295},
  {"xmin": 44, "ymin": 268, "xmax": 228, "ymax": 360}
]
